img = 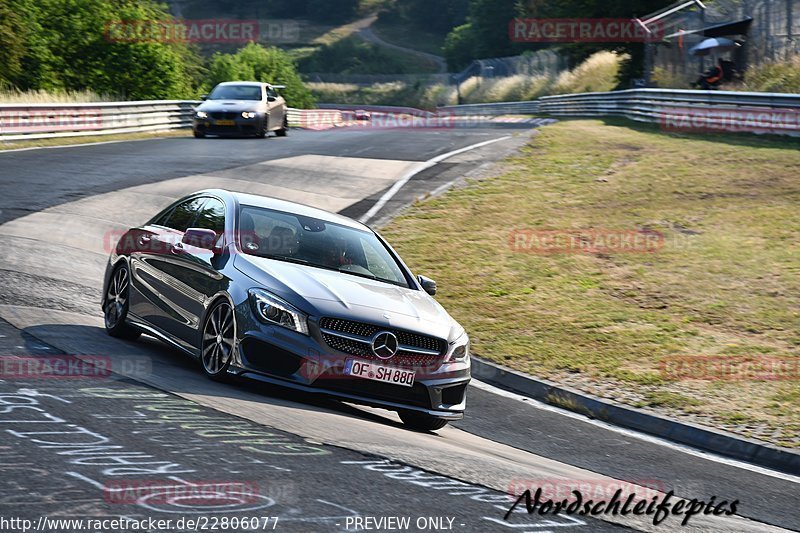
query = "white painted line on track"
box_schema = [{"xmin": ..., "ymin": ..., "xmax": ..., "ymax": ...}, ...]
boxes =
[
  {"xmin": 471, "ymin": 379, "xmax": 800, "ymax": 485},
  {"xmin": 358, "ymin": 135, "xmax": 512, "ymax": 224}
]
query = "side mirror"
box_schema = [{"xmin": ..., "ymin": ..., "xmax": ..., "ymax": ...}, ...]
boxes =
[
  {"xmin": 200, "ymin": 94, "xmax": 208, "ymax": 101},
  {"xmin": 418, "ymin": 275, "xmax": 437, "ymax": 296},
  {"xmin": 183, "ymin": 228, "xmax": 218, "ymax": 251},
  {"xmin": 267, "ymin": 96, "xmax": 277, "ymax": 102}
]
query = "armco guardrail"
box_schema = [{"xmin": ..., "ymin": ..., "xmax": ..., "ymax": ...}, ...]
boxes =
[
  {"xmin": 4, "ymin": 89, "xmax": 799, "ymax": 141},
  {"xmin": 0, "ymin": 102, "xmax": 324, "ymax": 141},
  {"xmin": 438, "ymin": 101, "xmax": 540, "ymax": 116},
  {"xmin": 0, "ymin": 101, "xmax": 201, "ymax": 142},
  {"xmin": 435, "ymin": 89, "xmax": 800, "ymax": 136}
]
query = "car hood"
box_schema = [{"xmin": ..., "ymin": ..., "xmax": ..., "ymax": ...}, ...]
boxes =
[
  {"xmin": 234, "ymin": 254, "xmax": 459, "ymax": 339},
  {"xmin": 197, "ymin": 100, "xmax": 263, "ymax": 112}
]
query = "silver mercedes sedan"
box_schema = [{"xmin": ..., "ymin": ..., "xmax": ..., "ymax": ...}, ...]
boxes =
[{"xmin": 102, "ymin": 190, "xmax": 471, "ymax": 431}]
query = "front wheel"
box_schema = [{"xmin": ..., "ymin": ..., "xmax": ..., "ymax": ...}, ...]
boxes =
[
  {"xmin": 201, "ymin": 300, "xmax": 236, "ymax": 381},
  {"xmin": 276, "ymin": 116, "xmax": 288, "ymax": 137},
  {"xmin": 399, "ymin": 411, "xmax": 449, "ymax": 432},
  {"xmin": 103, "ymin": 265, "xmax": 141, "ymax": 340},
  {"xmin": 256, "ymin": 117, "xmax": 269, "ymax": 138},
  {"xmin": 193, "ymin": 130, "xmax": 205, "ymax": 138}
]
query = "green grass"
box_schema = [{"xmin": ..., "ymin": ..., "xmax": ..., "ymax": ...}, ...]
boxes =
[{"xmin": 381, "ymin": 119, "xmax": 800, "ymax": 446}]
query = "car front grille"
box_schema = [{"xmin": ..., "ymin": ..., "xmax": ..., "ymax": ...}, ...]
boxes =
[
  {"xmin": 319, "ymin": 317, "xmax": 446, "ymax": 368},
  {"xmin": 210, "ymin": 111, "xmax": 239, "ymax": 120}
]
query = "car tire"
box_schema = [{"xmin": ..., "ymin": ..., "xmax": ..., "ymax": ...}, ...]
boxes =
[
  {"xmin": 399, "ymin": 411, "xmax": 449, "ymax": 432},
  {"xmin": 257, "ymin": 117, "xmax": 269, "ymax": 138},
  {"xmin": 200, "ymin": 300, "xmax": 236, "ymax": 381},
  {"xmin": 103, "ymin": 264, "xmax": 141, "ymax": 340},
  {"xmin": 193, "ymin": 130, "xmax": 205, "ymax": 138},
  {"xmin": 276, "ymin": 116, "xmax": 288, "ymax": 137}
]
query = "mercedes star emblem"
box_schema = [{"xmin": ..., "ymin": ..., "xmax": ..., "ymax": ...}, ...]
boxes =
[{"xmin": 371, "ymin": 331, "xmax": 399, "ymax": 360}]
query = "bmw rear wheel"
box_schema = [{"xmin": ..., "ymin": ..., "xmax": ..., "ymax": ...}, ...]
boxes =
[
  {"xmin": 276, "ymin": 116, "xmax": 288, "ymax": 137},
  {"xmin": 201, "ymin": 300, "xmax": 236, "ymax": 380}
]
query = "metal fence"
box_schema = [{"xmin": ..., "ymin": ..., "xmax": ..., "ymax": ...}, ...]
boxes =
[
  {"xmin": 538, "ymin": 88, "xmax": 800, "ymax": 135},
  {"xmin": 2, "ymin": 88, "xmax": 799, "ymax": 141},
  {"xmin": 0, "ymin": 102, "xmax": 320, "ymax": 141},
  {"xmin": 438, "ymin": 101, "xmax": 541, "ymax": 115},
  {"xmin": 0, "ymin": 101, "xmax": 198, "ymax": 142}
]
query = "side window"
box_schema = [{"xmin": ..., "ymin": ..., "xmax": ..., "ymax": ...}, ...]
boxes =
[
  {"xmin": 193, "ymin": 198, "xmax": 226, "ymax": 234},
  {"xmin": 161, "ymin": 197, "xmax": 206, "ymax": 232},
  {"xmin": 267, "ymin": 87, "xmax": 277, "ymax": 99},
  {"xmin": 151, "ymin": 207, "xmax": 175, "ymax": 227}
]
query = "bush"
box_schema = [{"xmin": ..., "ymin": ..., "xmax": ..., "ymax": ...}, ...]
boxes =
[
  {"xmin": 740, "ymin": 55, "xmax": 800, "ymax": 93},
  {"xmin": 207, "ymin": 43, "xmax": 315, "ymax": 108},
  {"xmin": 552, "ymin": 51, "xmax": 628, "ymax": 94}
]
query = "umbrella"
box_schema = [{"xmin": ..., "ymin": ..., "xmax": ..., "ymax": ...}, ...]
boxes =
[{"xmin": 689, "ymin": 37, "xmax": 740, "ymax": 56}]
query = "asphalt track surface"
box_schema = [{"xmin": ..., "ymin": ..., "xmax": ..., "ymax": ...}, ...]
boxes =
[{"xmin": 0, "ymin": 126, "xmax": 797, "ymax": 533}]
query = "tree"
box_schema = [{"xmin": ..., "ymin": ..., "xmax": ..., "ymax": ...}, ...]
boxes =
[
  {"xmin": 3, "ymin": 0, "xmax": 203, "ymax": 99},
  {"xmin": 0, "ymin": 2, "xmax": 27, "ymax": 87},
  {"xmin": 207, "ymin": 43, "xmax": 315, "ymax": 108},
  {"xmin": 443, "ymin": 0, "xmax": 521, "ymax": 70}
]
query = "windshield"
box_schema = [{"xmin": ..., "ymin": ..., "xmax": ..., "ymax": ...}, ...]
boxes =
[
  {"xmin": 208, "ymin": 85, "xmax": 262, "ymax": 101},
  {"xmin": 238, "ymin": 206, "xmax": 410, "ymax": 288}
]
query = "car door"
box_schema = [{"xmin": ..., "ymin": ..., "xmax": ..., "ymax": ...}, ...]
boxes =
[
  {"xmin": 129, "ymin": 196, "xmax": 220, "ymax": 351},
  {"xmin": 128, "ymin": 196, "xmax": 204, "ymax": 336},
  {"xmin": 150, "ymin": 197, "xmax": 230, "ymax": 349},
  {"xmin": 266, "ymin": 86, "xmax": 285, "ymax": 129}
]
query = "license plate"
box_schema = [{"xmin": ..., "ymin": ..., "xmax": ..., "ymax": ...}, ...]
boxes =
[
  {"xmin": 215, "ymin": 119, "xmax": 235, "ymax": 126},
  {"xmin": 345, "ymin": 359, "xmax": 415, "ymax": 387}
]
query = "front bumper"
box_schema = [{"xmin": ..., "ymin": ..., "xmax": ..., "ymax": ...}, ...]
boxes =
[
  {"xmin": 193, "ymin": 116, "xmax": 263, "ymax": 136},
  {"xmin": 229, "ymin": 317, "xmax": 470, "ymax": 419}
]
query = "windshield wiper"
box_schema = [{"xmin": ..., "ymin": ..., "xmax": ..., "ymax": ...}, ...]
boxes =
[
  {"xmin": 337, "ymin": 268, "xmax": 407, "ymax": 287},
  {"xmin": 258, "ymin": 254, "xmax": 311, "ymax": 267}
]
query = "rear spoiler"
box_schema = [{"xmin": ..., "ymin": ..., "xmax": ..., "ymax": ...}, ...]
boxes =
[{"xmin": 271, "ymin": 85, "xmax": 286, "ymax": 90}]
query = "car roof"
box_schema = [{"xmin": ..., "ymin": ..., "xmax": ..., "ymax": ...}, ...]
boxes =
[
  {"xmin": 215, "ymin": 81, "xmax": 268, "ymax": 87},
  {"xmin": 195, "ymin": 189, "xmax": 371, "ymax": 232}
]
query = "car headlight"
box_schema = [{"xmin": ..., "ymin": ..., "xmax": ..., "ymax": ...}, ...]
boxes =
[
  {"xmin": 195, "ymin": 111, "xmax": 207, "ymax": 119},
  {"xmin": 242, "ymin": 111, "xmax": 257, "ymax": 119},
  {"xmin": 446, "ymin": 331, "xmax": 470, "ymax": 362},
  {"xmin": 249, "ymin": 289, "xmax": 309, "ymax": 335}
]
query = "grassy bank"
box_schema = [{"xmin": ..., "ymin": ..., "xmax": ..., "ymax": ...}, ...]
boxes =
[{"xmin": 381, "ymin": 120, "xmax": 800, "ymax": 447}]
